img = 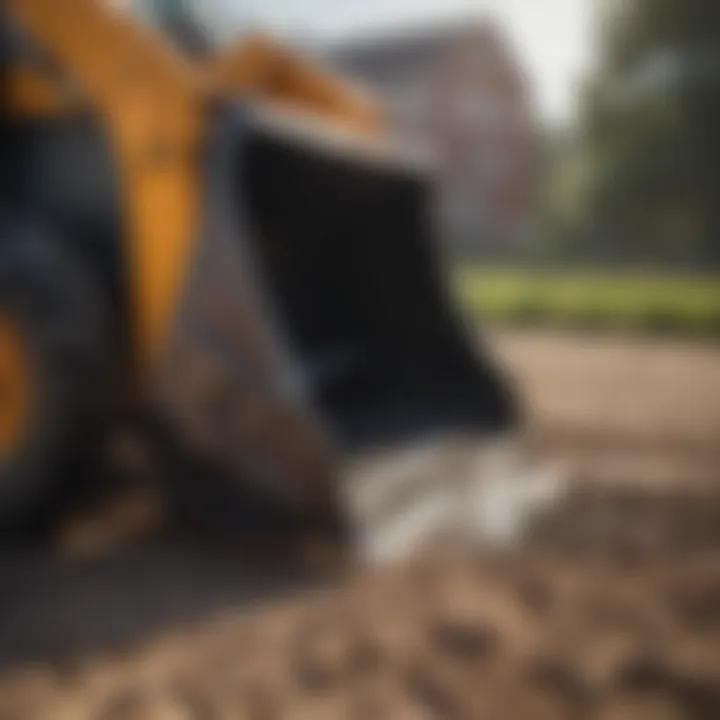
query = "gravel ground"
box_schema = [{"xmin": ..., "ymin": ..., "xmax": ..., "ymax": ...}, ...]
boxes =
[{"xmin": 0, "ymin": 330, "xmax": 718, "ymax": 719}]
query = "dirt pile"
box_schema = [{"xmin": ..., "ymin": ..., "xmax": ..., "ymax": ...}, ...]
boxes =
[
  {"xmin": 1, "ymin": 331, "xmax": 718, "ymax": 719},
  {"xmin": 1, "ymin": 481, "xmax": 719, "ymax": 720}
]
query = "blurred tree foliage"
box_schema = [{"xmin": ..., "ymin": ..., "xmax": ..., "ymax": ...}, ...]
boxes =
[{"xmin": 547, "ymin": 0, "xmax": 720, "ymax": 269}]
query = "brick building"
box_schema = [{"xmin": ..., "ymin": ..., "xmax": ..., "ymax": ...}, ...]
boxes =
[{"xmin": 327, "ymin": 21, "xmax": 536, "ymax": 255}]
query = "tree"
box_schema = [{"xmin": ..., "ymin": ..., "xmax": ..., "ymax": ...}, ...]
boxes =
[{"xmin": 556, "ymin": 0, "xmax": 720, "ymax": 268}]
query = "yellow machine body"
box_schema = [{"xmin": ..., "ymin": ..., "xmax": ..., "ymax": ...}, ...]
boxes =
[
  {"xmin": 6, "ymin": 0, "xmax": 383, "ymax": 370},
  {"xmin": 0, "ymin": 0, "xmax": 515, "ymax": 545}
]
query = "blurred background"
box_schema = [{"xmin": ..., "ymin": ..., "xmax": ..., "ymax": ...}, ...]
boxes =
[
  {"xmin": 134, "ymin": 0, "xmax": 720, "ymax": 336},
  {"xmin": 0, "ymin": 1, "xmax": 718, "ymax": 718}
]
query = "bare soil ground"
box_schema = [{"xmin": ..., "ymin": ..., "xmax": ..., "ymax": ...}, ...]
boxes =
[
  {"xmin": 0, "ymin": 330, "xmax": 719, "ymax": 719},
  {"xmin": 493, "ymin": 330, "xmax": 720, "ymax": 485}
]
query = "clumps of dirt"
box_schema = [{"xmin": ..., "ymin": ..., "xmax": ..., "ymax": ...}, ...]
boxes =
[{"xmin": 2, "ymin": 481, "xmax": 720, "ymax": 719}]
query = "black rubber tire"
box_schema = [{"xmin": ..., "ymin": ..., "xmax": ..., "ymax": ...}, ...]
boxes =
[{"xmin": 0, "ymin": 221, "xmax": 113, "ymax": 535}]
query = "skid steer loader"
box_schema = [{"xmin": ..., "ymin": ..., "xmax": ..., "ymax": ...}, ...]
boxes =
[{"xmin": 0, "ymin": 0, "xmax": 528, "ymax": 560}]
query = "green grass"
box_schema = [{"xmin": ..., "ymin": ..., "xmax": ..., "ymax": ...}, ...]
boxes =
[{"xmin": 456, "ymin": 269, "xmax": 720, "ymax": 337}]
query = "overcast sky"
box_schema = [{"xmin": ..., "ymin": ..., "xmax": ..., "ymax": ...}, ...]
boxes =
[{"xmin": 199, "ymin": 0, "xmax": 597, "ymax": 126}]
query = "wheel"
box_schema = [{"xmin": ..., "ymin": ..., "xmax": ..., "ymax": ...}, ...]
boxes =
[{"xmin": 0, "ymin": 221, "xmax": 113, "ymax": 534}]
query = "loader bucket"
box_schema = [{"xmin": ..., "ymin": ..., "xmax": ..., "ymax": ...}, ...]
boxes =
[
  {"xmin": 156, "ymin": 106, "xmax": 557, "ymax": 562},
  {"xmin": 231, "ymin": 110, "xmax": 539, "ymax": 560},
  {"xmin": 240, "ymin": 110, "xmax": 518, "ymax": 452}
]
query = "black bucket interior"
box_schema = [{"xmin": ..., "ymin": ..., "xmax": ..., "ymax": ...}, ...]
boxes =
[{"xmin": 240, "ymin": 124, "xmax": 517, "ymax": 449}]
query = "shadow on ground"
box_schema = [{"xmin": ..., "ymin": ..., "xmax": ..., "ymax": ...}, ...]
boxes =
[{"xmin": 0, "ymin": 533, "xmax": 326, "ymax": 671}]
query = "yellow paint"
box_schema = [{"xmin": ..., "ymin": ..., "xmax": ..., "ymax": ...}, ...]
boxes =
[
  {"xmin": 208, "ymin": 34, "xmax": 386, "ymax": 137},
  {"xmin": 5, "ymin": 67, "xmax": 75, "ymax": 116},
  {"xmin": 9, "ymin": 0, "xmax": 204, "ymax": 369},
  {"xmin": 5, "ymin": 1, "xmax": 383, "ymax": 373},
  {"xmin": 0, "ymin": 316, "xmax": 31, "ymax": 460}
]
